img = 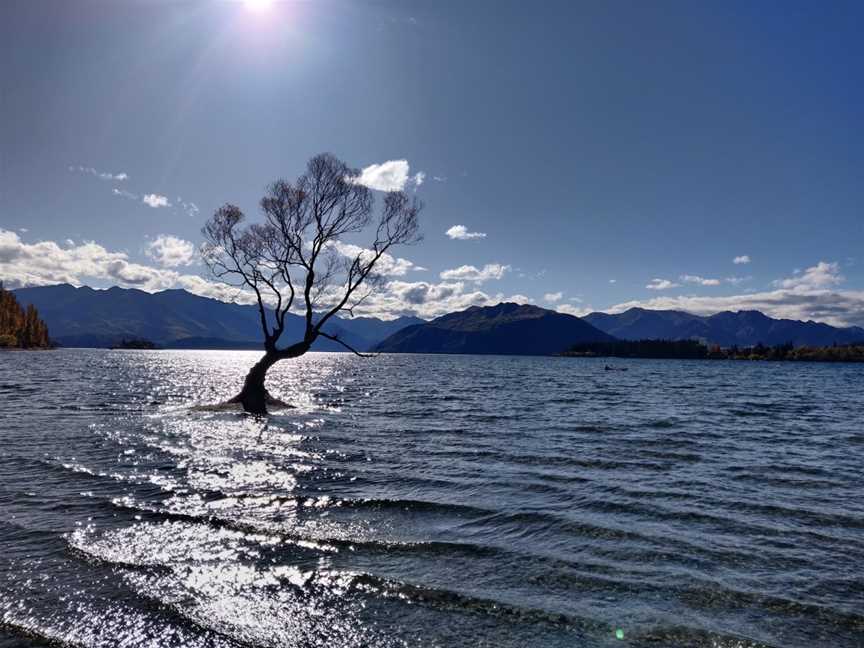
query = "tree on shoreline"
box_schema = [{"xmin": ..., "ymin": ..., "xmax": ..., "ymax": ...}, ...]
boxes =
[
  {"xmin": 202, "ymin": 153, "xmax": 422, "ymax": 415},
  {"xmin": 0, "ymin": 283, "xmax": 51, "ymax": 348}
]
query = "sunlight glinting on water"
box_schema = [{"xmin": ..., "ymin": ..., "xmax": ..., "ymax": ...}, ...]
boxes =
[{"xmin": 1, "ymin": 350, "xmax": 863, "ymax": 647}]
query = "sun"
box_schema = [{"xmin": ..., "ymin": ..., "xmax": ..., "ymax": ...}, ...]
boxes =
[{"xmin": 243, "ymin": 0, "xmax": 274, "ymax": 12}]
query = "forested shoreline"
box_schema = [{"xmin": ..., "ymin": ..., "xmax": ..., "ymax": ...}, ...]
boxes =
[
  {"xmin": 0, "ymin": 284, "xmax": 51, "ymax": 348},
  {"xmin": 564, "ymin": 339, "xmax": 864, "ymax": 363}
]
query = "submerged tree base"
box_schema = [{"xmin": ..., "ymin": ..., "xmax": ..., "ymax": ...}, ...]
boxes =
[
  {"xmin": 226, "ymin": 390, "xmax": 295, "ymax": 410},
  {"xmin": 191, "ymin": 391, "xmax": 295, "ymax": 414}
]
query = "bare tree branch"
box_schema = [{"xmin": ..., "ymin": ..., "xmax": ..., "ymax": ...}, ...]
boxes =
[
  {"xmin": 201, "ymin": 153, "xmax": 422, "ymax": 413},
  {"xmin": 317, "ymin": 330, "xmax": 374, "ymax": 358}
]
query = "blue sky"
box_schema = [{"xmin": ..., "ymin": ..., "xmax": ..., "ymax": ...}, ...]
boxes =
[{"xmin": 1, "ymin": 0, "xmax": 863, "ymax": 325}]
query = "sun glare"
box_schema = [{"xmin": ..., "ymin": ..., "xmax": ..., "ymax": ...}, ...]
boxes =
[{"xmin": 243, "ymin": 0, "xmax": 273, "ymax": 12}]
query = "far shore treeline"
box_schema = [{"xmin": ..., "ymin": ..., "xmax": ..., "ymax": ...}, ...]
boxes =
[
  {"xmin": 0, "ymin": 283, "xmax": 51, "ymax": 348},
  {"xmin": 564, "ymin": 339, "xmax": 864, "ymax": 363}
]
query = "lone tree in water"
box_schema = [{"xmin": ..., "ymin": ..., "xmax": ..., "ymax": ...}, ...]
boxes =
[{"xmin": 202, "ymin": 153, "xmax": 422, "ymax": 415}]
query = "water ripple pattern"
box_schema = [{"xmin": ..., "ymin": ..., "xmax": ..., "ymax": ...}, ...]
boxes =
[{"xmin": 1, "ymin": 349, "xmax": 862, "ymax": 647}]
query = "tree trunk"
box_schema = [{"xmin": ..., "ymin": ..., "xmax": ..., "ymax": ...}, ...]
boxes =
[
  {"xmin": 228, "ymin": 341, "xmax": 310, "ymax": 415},
  {"xmin": 230, "ymin": 351, "xmax": 279, "ymax": 415}
]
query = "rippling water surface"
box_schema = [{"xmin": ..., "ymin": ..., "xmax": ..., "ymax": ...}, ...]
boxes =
[{"xmin": 1, "ymin": 349, "xmax": 862, "ymax": 647}]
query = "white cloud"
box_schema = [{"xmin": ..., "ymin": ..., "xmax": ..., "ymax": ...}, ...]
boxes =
[
  {"xmin": 5, "ymin": 230, "xmax": 862, "ymax": 328},
  {"xmin": 0, "ymin": 228, "xmax": 257, "ymax": 307},
  {"xmin": 142, "ymin": 194, "xmax": 170, "ymax": 208},
  {"xmin": 733, "ymin": 255, "xmax": 751, "ymax": 265},
  {"xmin": 173, "ymin": 275, "xmax": 256, "ymax": 304},
  {"xmin": 680, "ymin": 274, "xmax": 721, "ymax": 286},
  {"xmin": 607, "ymin": 289, "xmax": 864, "ymax": 328},
  {"xmin": 646, "ymin": 278, "xmax": 680, "ymax": 290},
  {"xmin": 176, "ymin": 197, "xmax": 200, "ymax": 218},
  {"xmin": 725, "ymin": 275, "xmax": 751, "ymax": 286},
  {"xmin": 608, "ymin": 279, "xmax": 617, "ymax": 284},
  {"xmin": 605, "ymin": 262, "xmax": 864, "ymax": 327},
  {"xmin": 432, "ymin": 175, "xmax": 447, "ymax": 182},
  {"xmin": 330, "ymin": 241, "xmax": 420, "ymax": 276},
  {"xmin": 446, "ymin": 225, "xmax": 487, "ymax": 240},
  {"xmin": 1, "ymin": 230, "xmax": 475, "ymax": 318},
  {"xmin": 544, "ymin": 291, "xmax": 563, "ymax": 303},
  {"xmin": 146, "ymin": 235, "xmax": 196, "ymax": 268},
  {"xmin": 385, "ymin": 280, "xmax": 464, "ymax": 306},
  {"xmin": 555, "ymin": 303, "xmax": 592, "ymax": 317},
  {"xmin": 349, "ymin": 160, "xmax": 425, "ymax": 192},
  {"xmin": 439, "ymin": 263, "xmax": 509, "ymax": 283},
  {"xmin": 69, "ymin": 166, "xmax": 128, "ymax": 182},
  {"xmin": 0, "ymin": 228, "xmax": 173, "ymax": 291},
  {"xmin": 350, "ymin": 279, "xmax": 515, "ymax": 320},
  {"xmin": 118, "ymin": 191, "xmax": 198, "ymax": 216},
  {"xmin": 773, "ymin": 261, "xmax": 843, "ymax": 291},
  {"xmin": 112, "ymin": 188, "xmax": 138, "ymax": 200}
]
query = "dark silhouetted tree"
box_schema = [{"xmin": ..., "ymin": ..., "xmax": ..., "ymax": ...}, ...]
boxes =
[{"xmin": 202, "ymin": 153, "xmax": 422, "ymax": 414}]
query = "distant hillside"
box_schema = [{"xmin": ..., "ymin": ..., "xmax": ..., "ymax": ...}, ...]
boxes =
[
  {"xmin": 16, "ymin": 284, "xmax": 861, "ymax": 354},
  {"xmin": 374, "ymin": 303, "xmax": 614, "ymax": 355},
  {"xmin": 12, "ymin": 284, "xmax": 423, "ymax": 351},
  {"xmin": 583, "ymin": 307, "xmax": 864, "ymax": 347}
]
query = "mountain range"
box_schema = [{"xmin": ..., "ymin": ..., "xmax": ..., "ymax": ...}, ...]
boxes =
[
  {"xmin": 11, "ymin": 284, "xmax": 864, "ymax": 353},
  {"xmin": 12, "ymin": 284, "xmax": 423, "ymax": 351},
  {"xmin": 373, "ymin": 303, "xmax": 614, "ymax": 354},
  {"xmin": 583, "ymin": 307, "xmax": 864, "ymax": 348}
]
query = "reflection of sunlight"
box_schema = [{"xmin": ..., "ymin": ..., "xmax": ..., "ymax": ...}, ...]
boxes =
[
  {"xmin": 69, "ymin": 521, "xmax": 383, "ymax": 647},
  {"xmin": 52, "ymin": 351, "xmax": 393, "ymax": 646},
  {"xmin": 244, "ymin": 0, "xmax": 274, "ymax": 12}
]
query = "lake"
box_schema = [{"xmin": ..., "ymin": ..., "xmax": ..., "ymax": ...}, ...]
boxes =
[{"xmin": 0, "ymin": 349, "xmax": 862, "ymax": 647}]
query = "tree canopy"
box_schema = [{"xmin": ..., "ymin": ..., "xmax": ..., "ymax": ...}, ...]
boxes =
[
  {"xmin": 200, "ymin": 153, "xmax": 422, "ymax": 414},
  {"xmin": 202, "ymin": 153, "xmax": 421, "ymax": 357}
]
